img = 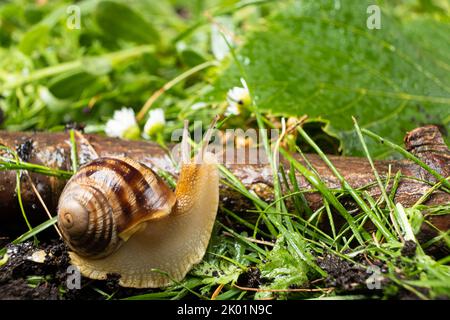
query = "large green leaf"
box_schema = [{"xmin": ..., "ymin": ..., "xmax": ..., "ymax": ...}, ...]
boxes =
[
  {"xmin": 48, "ymin": 70, "xmax": 98, "ymax": 100},
  {"xmin": 94, "ymin": 0, "xmax": 160, "ymax": 45},
  {"xmin": 213, "ymin": 0, "xmax": 450, "ymax": 157},
  {"xmin": 19, "ymin": 24, "xmax": 50, "ymax": 55}
]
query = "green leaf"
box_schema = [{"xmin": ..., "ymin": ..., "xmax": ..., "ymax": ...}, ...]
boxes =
[
  {"xmin": 213, "ymin": 0, "xmax": 450, "ymax": 156},
  {"xmin": 94, "ymin": 0, "xmax": 160, "ymax": 45},
  {"xmin": 48, "ymin": 70, "xmax": 98, "ymax": 100},
  {"xmin": 19, "ymin": 24, "xmax": 50, "ymax": 55},
  {"xmin": 179, "ymin": 49, "xmax": 207, "ymax": 68},
  {"xmin": 257, "ymin": 235, "xmax": 309, "ymax": 299}
]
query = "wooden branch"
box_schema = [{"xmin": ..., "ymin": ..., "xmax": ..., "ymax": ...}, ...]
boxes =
[{"xmin": 0, "ymin": 126, "xmax": 448, "ymax": 254}]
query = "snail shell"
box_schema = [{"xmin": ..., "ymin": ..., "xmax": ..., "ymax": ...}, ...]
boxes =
[
  {"xmin": 57, "ymin": 150, "xmax": 219, "ymax": 288},
  {"xmin": 57, "ymin": 157, "xmax": 176, "ymax": 259}
]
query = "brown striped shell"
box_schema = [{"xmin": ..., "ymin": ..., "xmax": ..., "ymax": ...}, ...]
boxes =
[{"xmin": 57, "ymin": 157, "xmax": 176, "ymax": 259}]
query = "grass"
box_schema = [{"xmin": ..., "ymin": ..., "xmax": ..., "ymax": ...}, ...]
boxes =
[{"xmin": 0, "ymin": 0, "xmax": 449, "ymax": 300}]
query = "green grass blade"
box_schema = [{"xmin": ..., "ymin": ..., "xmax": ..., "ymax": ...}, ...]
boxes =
[
  {"xmin": 281, "ymin": 149, "xmax": 367, "ymax": 245},
  {"xmin": 296, "ymin": 127, "xmax": 396, "ymax": 242}
]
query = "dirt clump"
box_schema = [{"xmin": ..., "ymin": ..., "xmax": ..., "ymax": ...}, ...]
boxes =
[
  {"xmin": 317, "ymin": 253, "xmax": 387, "ymax": 294},
  {"xmin": 236, "ymin": 266, "xmax": 262, "ymax": 288}
]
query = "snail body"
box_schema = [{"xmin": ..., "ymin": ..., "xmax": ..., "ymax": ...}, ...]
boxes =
[{"xmin": 57, "ymin": 123, "xmax": 219, "ymax": 288}]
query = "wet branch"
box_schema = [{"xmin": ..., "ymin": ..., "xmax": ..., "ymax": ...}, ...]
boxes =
[{"xmin": 0, "ymin": 126, "xmax": 448, "ymax": 254}]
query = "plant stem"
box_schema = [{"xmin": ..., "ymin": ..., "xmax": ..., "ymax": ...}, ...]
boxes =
[
  {"xmin": 136, "ymin": 60, "xmax": 218, "ymax": 121},
  {"xmin": 2, "ymin": 45, "xmax": 154, "ymax": 90}
]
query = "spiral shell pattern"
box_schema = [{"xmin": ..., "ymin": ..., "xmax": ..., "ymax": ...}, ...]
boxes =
[{"xmin": 57, "ymin": 157, "xmax": 176, "ymax": 259}]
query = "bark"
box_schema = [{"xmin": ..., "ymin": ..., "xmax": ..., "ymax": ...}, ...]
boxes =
[{"xmin": 0, "ymin": 126, "xmax": 448, "ymax": 254}]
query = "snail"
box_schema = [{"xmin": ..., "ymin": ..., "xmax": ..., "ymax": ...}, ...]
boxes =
[{"xmin": 57, "ymin": 120, "xmax": 219, "ymax": 288}]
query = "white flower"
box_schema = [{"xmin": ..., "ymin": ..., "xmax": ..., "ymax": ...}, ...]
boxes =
[
  {"xmin": 225, "ymin": 103, "xmax": 239, "ymax": 116},
  {"xmin": 226, "ymin": 78, "xmax": 251, "ymax": 116},
  {"xmin": 105, "ymin": 107, "xmax": 140, "ymax": 140},
  {"xmin": 143, "ymin": 108, "xmax": 165, "ymax": 139}
]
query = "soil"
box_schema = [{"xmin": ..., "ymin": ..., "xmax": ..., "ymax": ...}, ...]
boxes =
[
  {"xmin": 0, "ymin": 240, "xmax": 149, "ymax": 300},
  {"xmin": 401, "ymin": 240, "xmax": 417, "ymax": 258},
  {"xmin": 316, "ymin": 252, "xmax": 444, "ymax": 300},
  {"xmin": 236, "ymin": 266, "xmax": 262, "ymax": 288},
  {"xmin": 317, "ymin": 253, "xmax": 387, "ymax": 294}
]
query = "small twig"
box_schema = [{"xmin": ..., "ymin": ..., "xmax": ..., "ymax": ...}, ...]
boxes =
[
  {"xmin": 256, "ymin": 296, "xmax": 276, "ymax": 300},
  {"xmin": 222, "ymin": 231, "xmax": 275, "ymax": 247},
  {"xmin": 211, "ymin": 283, "xmax": 225, "ymax": 300},
  {"xmin": 233, "ymin": 284, "xmax": 334, "ymax": 293},
  {"xmin": 371, "ymin": 232, "xmax": 381, "ymax": 247},
  {"xmin": 363, "ymin": 253, "xmax": 373, "ymax": 267},
  {"xmin": 309, "ymin": 278, "xmax": 326, "ymax": 285},
  {"xmin": 25, "ymin": 173, "xmax": 62, "ymax": 239},
  {"xmin": 69, "ymin": 129, "xmax": 78, "ymax": 173}
]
